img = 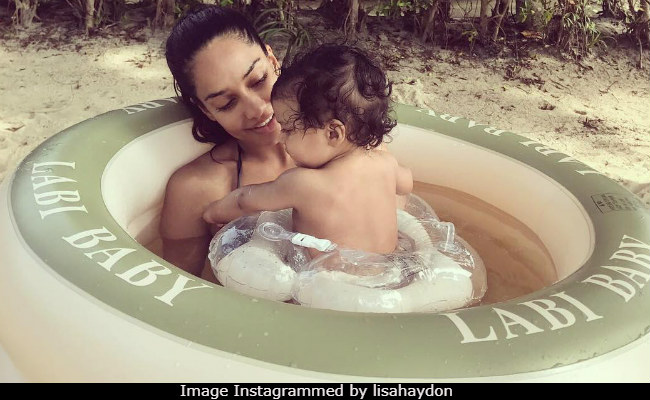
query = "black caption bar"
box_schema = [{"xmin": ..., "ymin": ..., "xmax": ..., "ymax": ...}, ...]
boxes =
[{"xmin": 178, "ymin": 384, "xmax": 456, "ymax": 400}]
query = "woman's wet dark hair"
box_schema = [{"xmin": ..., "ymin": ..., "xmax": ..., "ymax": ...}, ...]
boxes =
[
  {"xmin": 271, "ymin": 44, "xmax": 396, "ymax": 149},
  {"xmin": 166, "ymin": 6, "xmax": 268, "ymax": 145}
]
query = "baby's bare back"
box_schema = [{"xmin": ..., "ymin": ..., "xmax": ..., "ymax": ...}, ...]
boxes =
[{"xmin": 292, "ymin": 151, "xmax": 401, "ymax": 254}]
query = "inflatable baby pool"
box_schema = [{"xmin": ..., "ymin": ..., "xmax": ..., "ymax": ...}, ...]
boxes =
[{"xmin": 0, "ymin": 99, "xmax": 648, "ymax": 382}]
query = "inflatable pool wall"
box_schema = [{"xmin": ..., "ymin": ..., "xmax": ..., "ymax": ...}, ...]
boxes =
[{"xmin": 1, "ymin": 98, "xmax": 648, "ymax": 381}]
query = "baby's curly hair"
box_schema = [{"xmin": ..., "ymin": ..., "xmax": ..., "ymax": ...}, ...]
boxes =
[{"xmin": 272, "ymin": 44, "xmax": 396, "ymax": 149}]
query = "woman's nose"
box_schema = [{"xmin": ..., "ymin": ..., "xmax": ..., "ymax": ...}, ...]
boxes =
[{"xmin": 243, "ymin": 93, "xmax": 266, "ymax": 121}]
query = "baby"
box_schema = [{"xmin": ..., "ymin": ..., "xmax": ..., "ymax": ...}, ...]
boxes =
[{"xmin": 203, "ymin": 44, "xmax": 412, "ymax": 257}]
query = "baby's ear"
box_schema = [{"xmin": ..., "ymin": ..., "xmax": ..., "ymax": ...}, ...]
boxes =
[{"xmin": 326, "ymin": 119, "xmax": 346, "ymax": 146}]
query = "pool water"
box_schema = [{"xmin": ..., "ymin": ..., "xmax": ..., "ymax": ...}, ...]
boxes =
[
  {"xmin": 413, "ymin": 182, "xmax": 557, "ymax": 304},
  {"xmin": 144, "ymin": 183, "xmax": 557, "ymax": 306}
]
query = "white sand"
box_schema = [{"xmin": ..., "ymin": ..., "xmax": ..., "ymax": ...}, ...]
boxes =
[{"xmin": 1, "ymin": 28, "xmax": 648, "ymax": 205}]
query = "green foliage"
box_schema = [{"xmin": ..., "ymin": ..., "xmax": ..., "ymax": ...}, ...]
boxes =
[
  {"xmin": 517, "ymin": 0, "xmax": 553, "ymax": 27},
  {"xmin": 173, "ymin": 0, "xmax": 208, "ymax": 18},
  {"xmin": 601, "ymin": 0, "xmax": 627, "ymax": 20},
  {"xmin": 545, "ymin": 0, "xmax": 602, "ymax": 56},
  {"xmin": 171, "ymin": 0, "xmax": 250, "ymax": 19},
  {"xmin": 561, "ymin": 10, "xmax": 599, "ymax": 42},
  {"xmin": 374, "ymin": 0, "xmax": 412, "ymax": 18},
  {"xmin": 254, "ymin": 1, "xmax": 310, "ymax": 61},
  {"xmin": 374, "ymin": 0, "xmax": 436, "ymax": 18},
  {"xmin": 619, "ymin": 1, "xmax": 650, "ymax": 46},
  {"xmin": 461, "ymin": 27, "xmax": 478, "ymax": 51},
  {"xmin": 373, "ymin": 0, "xmax": 445, "ymax": 43},
  {"xmin": 461, "ymin": 28, "xmax": 478, "ymax": 43},
  {"xmin": 7, "ymin": 0, "xmax": 647, "ymax": 56}
]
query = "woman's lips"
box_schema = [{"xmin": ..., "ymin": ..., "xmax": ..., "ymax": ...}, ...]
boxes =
[
  {"xmin": 248, "ymin": 115, "xmax": 278, "ymax": 134},
  {"xmin": 252, "ymin": 113, "xmax": 274, "ymax": 128}
]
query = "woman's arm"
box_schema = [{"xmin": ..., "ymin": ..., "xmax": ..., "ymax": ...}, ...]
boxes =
[
  {"xmin": 160, "ymin": 164, "xmax": 230, "ymax": 276},
  {"xmin": 161, "ymin": 236, "xmax": 212, "ymax": 277}
]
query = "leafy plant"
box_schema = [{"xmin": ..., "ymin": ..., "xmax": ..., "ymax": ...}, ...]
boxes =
[
  {"xmin": 545, "ymin": 0, "xmax": 602, "ymax": 56},
  {"xmin": 461, "ymin": 27, "xmax": 479, "ymax": 52},
  {"xmin": 374, "ymin": 0, "xmax": 412, "ymax": 18},
  {"xmin": 373, "ymin": 0, "xmax": 447, "ymax": 43},
  {"xmin": 517, "ymin": 0, "xmax": 553, "ymax": 27},
  {"xmin": 254, "ymin": 1, "xmax": 310, "ymax": 61},
  {"xmin": 173, "ymin": 0, "xmax": 209, "ymax": 18}
]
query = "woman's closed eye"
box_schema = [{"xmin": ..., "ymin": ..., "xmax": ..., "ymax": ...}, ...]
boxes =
[
  {"xmin": 214, "ymin": 72, "xmax": 269, "ymax": 112},
  {"xmin": 252, "ymin": 72, "xmax": 268, "ymax": 88},
  {"xmin": 216, "ymin": 99, "xmax": 236, "ymax": 112}
]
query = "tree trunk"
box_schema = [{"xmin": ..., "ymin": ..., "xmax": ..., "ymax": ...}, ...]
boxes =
[
  {"xmin": 319, "ymin": 0, "xmax": 364, "ymax": 39},
  {"xmin": 439, "ymin": 0, "xmax": 451, "ymax": 20},
  {"xmin": 602, "ymin": 0, "xmax": 625, "ymax": 19},
  {"xmin": 640, "ymin": 0, "xmax": 650, "ymax": 45},
  {"xmin": 154, "ymin": 0, "xmax": 175, "ymax": 29},
  {"xmin": 492, "ymin": 0, "xmax": 512, "ymax": 41},
  {"xmin": 515, "ymin": 0, "xmax": 525, "ymax": 21},
  {"xmin": 13, "ymin": 0, "xmax": 40, "ymax": 27},
  {"xmin": 318, "ymin": 0, "xmax": 347, "ymax": 24},
  {"xmin": 420, "ymin": 3, "xmax": 438, "ymax": 43},
  {"xmin": 104, "ymin": 0, "xmax": 126, "ymax": 22},
  {"xmin": 345, "ymin": 0, "xmax": 359, "ymax": 38},
  {"xmin": 478, "ymin": 0, "xmax": 491, "ymax": 40},
  {"xmin": 85, "ymin": 0, "xmax": 95, "ymax": 32}
]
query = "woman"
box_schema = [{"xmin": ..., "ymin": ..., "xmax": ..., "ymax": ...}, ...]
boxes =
[{"xmin": 161, "ymin": 6, "xmax": 294, "ymax": 278}]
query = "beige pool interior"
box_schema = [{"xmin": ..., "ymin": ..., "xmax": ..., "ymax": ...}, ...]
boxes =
[{"xmin": 104, "ymin": 121, "xmax": 592, "ymax": 307}]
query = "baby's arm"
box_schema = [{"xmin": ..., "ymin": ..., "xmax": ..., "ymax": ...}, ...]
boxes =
[
  {"xmin": 202, "ymin": 187, "xmax": 245, "ymax": 224},
  {"xmin": 203, "ymin": 170, "xmax": 300, "ymax": 224},
  {"xmin": 396, "ymin": 164, "xmax": 413, "ymax": 196}
]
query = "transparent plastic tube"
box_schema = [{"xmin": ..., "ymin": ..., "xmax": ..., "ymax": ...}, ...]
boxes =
[{"xmin": 258, "ymin": 222, "xmax": 337, "ymax": 252}]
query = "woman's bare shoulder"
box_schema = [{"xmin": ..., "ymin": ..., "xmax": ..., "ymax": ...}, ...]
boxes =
[
  {"xmin": 160, "ymin": 141, "xmax": 238, "ymax": 239},
  {"xmin": 167, "ymin": 140, "xmax": 238, "ymax": 191},
  {"xmin": 167, "ymin": 157, "xmax": 226, "ymax": 194}
]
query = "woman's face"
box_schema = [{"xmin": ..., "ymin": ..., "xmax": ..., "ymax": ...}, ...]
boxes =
[{"xmin": 191, "ymin": 35, "xmax": 281, "ymax": 145}]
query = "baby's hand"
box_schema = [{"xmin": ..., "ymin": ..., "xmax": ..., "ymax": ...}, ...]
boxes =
[
  {"xmin": 202, "ymin": 201, "xmax": 220, "ymax": 224},
  {"xmin": 202, "ymin": 188, "xmax": 245, "ymax": 224}
]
